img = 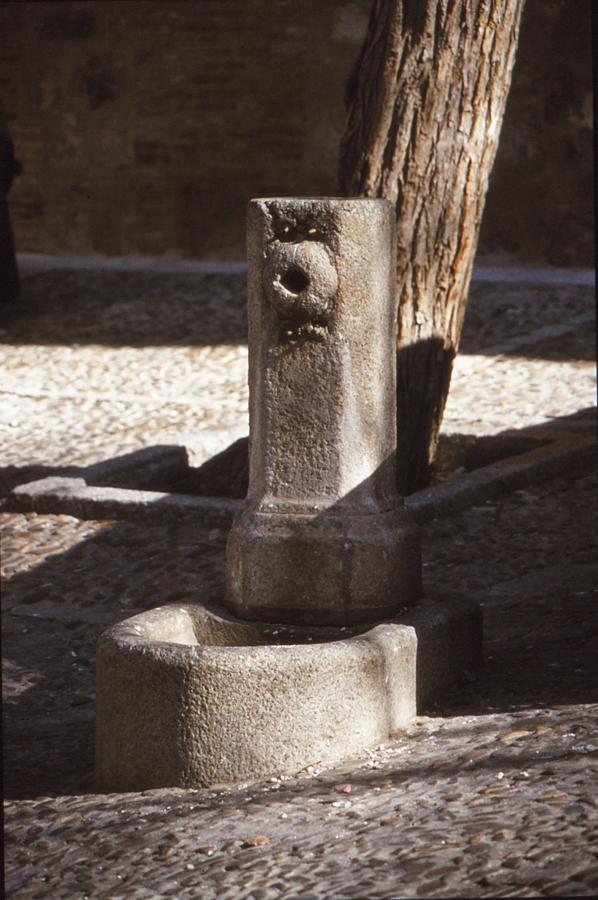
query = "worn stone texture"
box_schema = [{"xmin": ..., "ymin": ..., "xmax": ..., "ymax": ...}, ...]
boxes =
[
  {"xmin": 5, "ymin": 476, "xmax": 240, "ymax": 526},
  {"xmin": 226, "ymin": 198, "xmax": 421, "ymax": 626},
  {"xmin": 95, "ymin": 602, "xmax": 418, "ymax": 791}
]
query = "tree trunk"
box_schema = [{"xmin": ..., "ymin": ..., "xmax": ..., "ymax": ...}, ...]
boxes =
[{"xmin": 338, "ymin": 0, "xmax": 525, "ymax": 494}]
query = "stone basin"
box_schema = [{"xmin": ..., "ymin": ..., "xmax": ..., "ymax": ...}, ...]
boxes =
[{"xmin": 95, "ymin": 602, "xmax": 417, "ymax": 791}]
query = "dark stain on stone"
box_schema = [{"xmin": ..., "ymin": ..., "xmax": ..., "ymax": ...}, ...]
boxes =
[
  {"xmin": 279, "ymin": 317, "xmax": 329, "ymax": 345},
  {"xmin": 134, "ymin": 141, "xmax": 167, "ymax": 166},
  {"xmin": 80, "ymin": 57, "xmax": 116, "ymax": 109},
  {"xmin": 43, "ymin": 12, "xmax": 95, "ymax": 41}
]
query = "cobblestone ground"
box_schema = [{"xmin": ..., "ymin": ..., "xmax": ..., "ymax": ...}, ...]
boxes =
[{"xmin": 1, "ymin": 262, "xmax": 597, "ymax": 898}]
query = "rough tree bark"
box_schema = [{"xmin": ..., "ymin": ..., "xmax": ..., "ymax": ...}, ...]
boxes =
[{"xmin": 338, "ymin": 0, "xmax": 525, "ymax": 494}]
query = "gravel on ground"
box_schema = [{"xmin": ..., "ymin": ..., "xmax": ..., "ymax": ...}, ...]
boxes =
[{"xmin": 1, "ymin": 261, "xmax": 596, "ymax": 898}]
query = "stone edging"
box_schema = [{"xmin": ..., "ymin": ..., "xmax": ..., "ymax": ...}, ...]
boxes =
[{"xmin": 2, "ymin": 430, "xmax": 594, "ymax": 526}]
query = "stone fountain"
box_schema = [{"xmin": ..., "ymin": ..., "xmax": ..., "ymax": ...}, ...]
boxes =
[{"xmin": 95, "ymin": 198, "xmax": 481, "ymax": 791}]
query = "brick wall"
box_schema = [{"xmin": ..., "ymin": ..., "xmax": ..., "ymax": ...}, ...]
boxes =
[{"xmin": 2, "ymin": 0, "xmax": 593, "ymax": 265}]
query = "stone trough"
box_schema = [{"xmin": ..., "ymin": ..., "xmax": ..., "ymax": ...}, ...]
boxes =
[
  {"xmin": 95, "ymin": 198, "xmax": 481, "ymax": 791},
  {"xmin": 96, "ymin": 597, "xmax": 480, "ymax": 791},
  {"xmin": 95, "ymin": 603, "xmax": 417, "ymax": 791}
]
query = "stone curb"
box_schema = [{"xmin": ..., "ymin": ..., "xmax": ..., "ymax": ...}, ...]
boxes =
[
  {"xmin": 0, "ymin": 444, "xmax": 189, "ymax": 495},
  {"xmin": 82, "ymin": 444, "xmax": 189, "ymax": 488},
  {"xmin": 407, "ymin": 431, "xmax": 595, "ymax": 523},
  {"xmin": 400, "ymin": 596, "xmax": 483, "ymax": 709},
  {"xmin": 455, "ymin": 312, "xmax": 595, "ymax": 373},
  {"xmin": 2, "ymin": 431, "xmax": 594, "ymax": 526},
  {"xmin": 4, "ymin": 477, "xmax": 240, "ymax": 525}
]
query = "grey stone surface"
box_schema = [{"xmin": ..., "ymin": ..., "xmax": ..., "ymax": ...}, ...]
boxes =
[
  {"xmin": 95, "ymin": 602, "xmax": 418, "ymax": 791},
  {"xmin": 95, "ymin": 596, "xmax": 482, "ymax": 791},
  {"xmin": 0, "ymin": 444, "xmax": 189, "ymax": 496},
  {"xmin": 226, "ymin": 198, "xmax": 421, "ymax": 626},
  {"xmin": 407, "ymin": 430, "xmax": 596, "ymax": 523},
  {"xmin": 82, "ymin": 443, "xmax": 189, "ymax": 488},
  {"xmin": 4, "ymin": 477, "xmax": 239, "ymax": 525},
  {"xmin": 4, "ymin": 426, "xmax": 593, "ymax": 530}
]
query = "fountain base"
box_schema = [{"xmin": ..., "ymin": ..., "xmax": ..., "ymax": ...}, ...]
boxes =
[{"xmin": 95, "ymin": 597, "xmax": 481, "ymax": 791}]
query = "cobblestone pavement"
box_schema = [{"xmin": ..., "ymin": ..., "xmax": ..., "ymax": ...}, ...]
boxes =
[{"xmin": 1, "ymin": 261, "xmax": 597, "ymax": 898}]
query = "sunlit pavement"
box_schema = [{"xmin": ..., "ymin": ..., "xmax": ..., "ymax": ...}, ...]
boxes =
[{"xmin": 2, "ymin": 259, "xmax": 596, "ymax": 898}]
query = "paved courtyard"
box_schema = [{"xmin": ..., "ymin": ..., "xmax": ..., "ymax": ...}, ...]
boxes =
[{"xmin": 1, "ymin": 258, "xmax": 597, "ymax": 898}]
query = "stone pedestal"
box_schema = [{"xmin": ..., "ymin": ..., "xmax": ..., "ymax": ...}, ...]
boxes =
[
  {"xmin": 226, "ymin": 198, "xmax": 421, "ymax": 626},
  {"xmin": 95, "ymin": 197, "xmax": 482, "ymax": 793}
]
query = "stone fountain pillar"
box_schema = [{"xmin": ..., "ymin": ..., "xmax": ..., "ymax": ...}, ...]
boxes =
[
  {"xmin": 226, "ymin": 198, "xmax": 421, "ymax": 626},
  {"xmin": 94, "ymin": 198, "xmax": 481, "ymax": 793}
]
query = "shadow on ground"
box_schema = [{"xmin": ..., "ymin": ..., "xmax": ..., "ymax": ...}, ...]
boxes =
[
  {"xmin": 0, "ymin": 269, "xmax": 594, "ymax": 360},
  {"xmin": 2, "ymin": 408, "xmax": 596, "ymax": 799},
  {"xmin": 0, "ymin": 270, "xmax": 248, "ymax": 347}
]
